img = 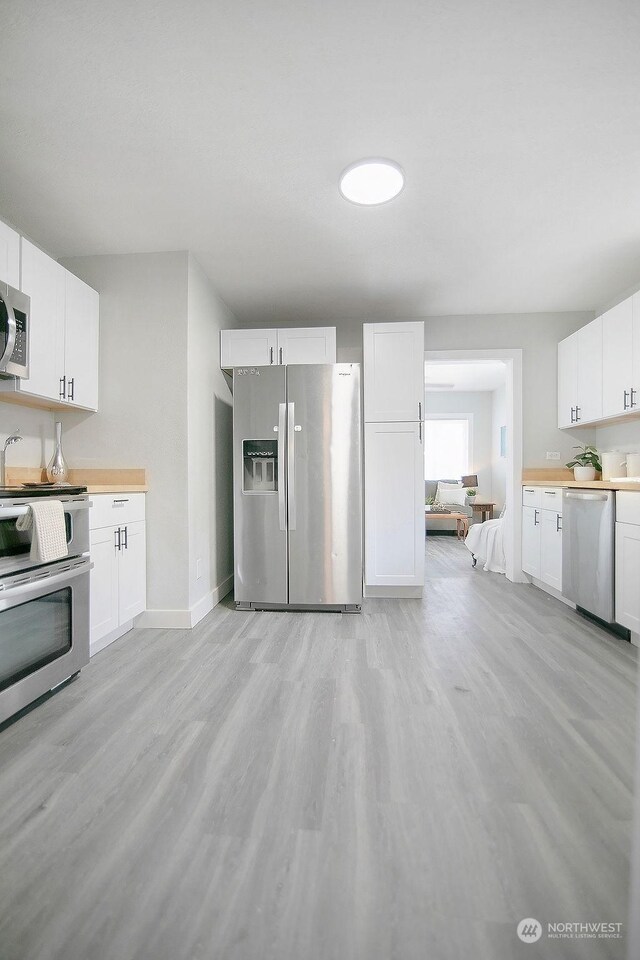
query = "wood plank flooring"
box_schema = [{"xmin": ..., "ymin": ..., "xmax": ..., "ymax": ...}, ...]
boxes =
[{"xmin": 0, "ymin": 539, "xmax": 637, "ymax": 960}]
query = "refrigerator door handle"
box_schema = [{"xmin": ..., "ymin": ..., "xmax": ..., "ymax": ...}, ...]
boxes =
[
  {"xmin": 287, "ymin": 401, "xmax": 296, "ymax": 530},
  {"xmin": 278, "ymin": 402, "xmax": 287, "ymax": 531}
]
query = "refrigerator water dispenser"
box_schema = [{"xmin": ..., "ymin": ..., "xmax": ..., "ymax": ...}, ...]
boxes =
[{"xmin": 243, "ymin": 439, "xmax": 278, "ymax": 493}]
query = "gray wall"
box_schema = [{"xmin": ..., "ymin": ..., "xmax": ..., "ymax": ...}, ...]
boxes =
[
  {"xmin": 241, "ymin": 311, "xmax": 595, "ymax": 467},
  {"xmin": 59, "ymin": 252, "xmax": 191, "ymax": 612},
  {"xmin": 0, "ymin": 405, "xmax": 56, "ymax": 476},
  {"xmin": 187, "ymin": 254, "xmax": 235, "ymax": 610}
]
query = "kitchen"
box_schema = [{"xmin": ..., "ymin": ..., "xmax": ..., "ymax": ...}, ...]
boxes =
[{"xmin": 1, "ymin": 2, "xmax": 640, "ymax": 959}]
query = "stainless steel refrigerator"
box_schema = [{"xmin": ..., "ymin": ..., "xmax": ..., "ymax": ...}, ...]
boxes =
[{"xmin": 232, "ymin": 363, "xmax": 362, "ymax": 611}]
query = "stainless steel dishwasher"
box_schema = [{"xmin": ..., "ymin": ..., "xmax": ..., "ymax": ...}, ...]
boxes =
[{"xmin": 562, "ymin": 488, "xmax": 615, "ymax": 623}]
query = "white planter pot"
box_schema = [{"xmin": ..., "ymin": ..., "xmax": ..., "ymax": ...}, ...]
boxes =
[{"xmin": 573, "ymin": 465, "xmax": 596, "ymax": 482}]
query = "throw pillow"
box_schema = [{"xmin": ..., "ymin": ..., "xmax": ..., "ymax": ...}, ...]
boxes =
[{"xmin": 435, "ymin": 481, "xmax": 467, "ymax": 507}]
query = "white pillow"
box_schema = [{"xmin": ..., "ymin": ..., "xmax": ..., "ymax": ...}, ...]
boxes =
[{"xmin": 435, "ymin": 481, "xmax": 467, "ymax": 507}]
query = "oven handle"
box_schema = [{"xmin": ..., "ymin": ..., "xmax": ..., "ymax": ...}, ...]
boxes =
[
  {"xmin": 0, "ymin": 560, "xmax": 91, "ymax": 609},
  {"xmin": 0, "ymin": 499, "xmax": 89, "ymax": 520},
  {"xmin": 0, "ymin": 291, "xmax": 17, "ymax": 372}
]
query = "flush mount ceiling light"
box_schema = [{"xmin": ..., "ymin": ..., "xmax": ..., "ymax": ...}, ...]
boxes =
[{"xmin": 339, "ymin": 159, "xmax": 404, "ymax": 205}]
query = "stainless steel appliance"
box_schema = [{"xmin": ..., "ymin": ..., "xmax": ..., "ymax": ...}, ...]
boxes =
[
  {"xmin": 233, "ymin": 363, "xmax": 362, "ymax": 611},
  {"xmin": 0, "ymin": 487, "xmax": 90, "ymax": 725},
  {"xmin": 0, "ymin": 283, "xmax": 29, "ymax": 379},
  {"xmin": 562, "ymin": 488, "xmax": 615, "ymax": 623}
]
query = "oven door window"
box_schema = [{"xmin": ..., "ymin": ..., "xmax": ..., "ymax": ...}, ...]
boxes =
[
  {"xmin": 0, "ymin": 514, "xmax": 72, "ymax": 561},
  {"xmin": 0, "ymin": 587, "xmax": 72, "ymax": 691}
]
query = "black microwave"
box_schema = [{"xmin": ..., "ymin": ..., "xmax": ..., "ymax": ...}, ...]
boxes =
[{"xmin": 0, "ymin": 282, "xmax": 29, "ymax": 379}]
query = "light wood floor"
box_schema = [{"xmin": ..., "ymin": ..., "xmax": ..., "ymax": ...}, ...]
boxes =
[{"xmin": 0, "ymin": 539, "xmax": 637, "ymax": 960}]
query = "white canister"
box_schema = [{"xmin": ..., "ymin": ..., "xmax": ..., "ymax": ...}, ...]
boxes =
[
  {"xmin": 601, "ymin": 451, "xmax": 627, "ymax": 481},
  {"xmin": 626, "ymin": 453, "xmax": 640, "ymax": 478}
]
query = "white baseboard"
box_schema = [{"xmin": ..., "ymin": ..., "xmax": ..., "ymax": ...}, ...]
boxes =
[
  {"xmin": 364, "ymin": 585, "xmax": 423, "ymax": 599},
  {"xmin": 527, "ymin": 576, "xmax": 575, "ymax": 608},
  {"xmin": 135, "ymin": 575, "xmax": 234, "ymax": 630},
  {"xmin": 90, "ymin": 620, "xmax": 135, "ymax": 657}
]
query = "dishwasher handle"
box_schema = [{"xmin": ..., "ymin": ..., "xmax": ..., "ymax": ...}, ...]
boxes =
[{"xmin": 564, "ymin": 492, "xmax": 611, "ymax": 502}]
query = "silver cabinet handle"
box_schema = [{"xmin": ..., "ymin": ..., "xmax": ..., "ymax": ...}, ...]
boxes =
[
  {"xmin": 419, "ymin": 420, "xmax": 422, "ymax": 444},
  {"xmin": 59, "ymin": 376, "xmax": 66, "ymax": 400},
  {"xmin": 575, "ymin": 405, "xmax": 581, "ymax": 421},
  {"xmin": 287, "ymin": 402, "xmax": 296, "ymax": 530},
  {"xmin": 534, "ymin": 509, "xmax": 539, "ymax": 525},
  {"xmin": 524, "ymin": 488, "xmax": 535, "ymax": 493},
  {"xmin": 624, "ymin": 390, "xmax": 630, "ymax": 410},
  {"xmin": 122, "ymin": 525, "xmax": 128, "ymax": 550},
  {"xmin": 418, "ymin": 401, "xmax": 422, "ymax": 421},
  {"xmin": 277, "ymin": 402, "xmax": 286, "ymax": 531},
  {"xmin": 270, "ymin": 346, "xmax": 274, "ymax": 364},
  {"xmin": 570, "ymin": 406, "xmax": 575, "ymax": 423},
  {"xmin": 67, "ymin": 377, "xmax": 74, "ymax": 402},
  {"xmin": 556, "ymin": 514, "xmax": 562, "ymax": 532},
  {"xmin": 544, "ymin": 490, "xmax": 557, "ymax": 495},
  {"xmin": 279, "ymin": 346, "xmax": 283, "ymax": 364},
  {"xmin": 114, "ymin": 528, "xmax": 121, "ymax": 551},
  {"xmin": 631, "ymin": 388, "xmax": 637, "ymax": 409}
]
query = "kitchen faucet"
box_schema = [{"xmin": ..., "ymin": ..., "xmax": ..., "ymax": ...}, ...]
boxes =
[{"xmin": 0, "ymin": 430, "xmax": 23, "ymax": 487}]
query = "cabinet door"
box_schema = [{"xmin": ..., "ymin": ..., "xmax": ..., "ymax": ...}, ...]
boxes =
[
  {"xmin": 118, "ymin": 521, "xmax": 146, "ymax": 622},
  {"xmin": 615, "ymin": 522, "xmax": 640, "ymax": 632},
  {"xmin": 602, "ymin": 299, "xmax": 633, "ymax": 418},
  {"xmin": 277, "ymin": 327, "xmax": 336, "ymax": 365},
  {"xmin": 64, "ymin": 269, "xmax": 99, "ymax": 410},
  {"xmin": 0, "ymin": 220, "xmax": 20, "ymax": 287},
  {"xmin": 632, "ymin": 294, "xmax": 640, "ymax": 412},
  {"xmin": 364, "ymin": 421, "xmax": 424, "ymax": 587},
  {"xmin": 90, "ymin": 526, "xmax": 120, "ymax": 648},
  {"xmin": 522, "ymin": 506, "xmax": 541, "ymax": 578},
  {"xmin": 540, "ymin": 510, "xmax": 562, "ymax": 591},
  {"xmin": 220, "ymin": 328, "xmax": 277, "ymax": 368},
  {"xmin": 576, "ymin": 316, "xmax": 602, "ymax": 423},
  {"xmin": 19, "ymin": 239, "xmax": 65, "ymax": 401},
  {"xmin": 557, "ymin": 332, "xmax": 578, "ymax": 428},
  {"xmin": 363, "ymin": 321, "xmax": 424, "ymax": 422}
]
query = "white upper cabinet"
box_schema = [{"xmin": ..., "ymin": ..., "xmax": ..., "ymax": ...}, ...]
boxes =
[
  {"xmin": 576, "ymin": 316, "xmax": 602, "ymax": 424},
  {"xmin": 277, "ymin": 327, "xmax": 336, "ymax": 365},
  {"xmin": 557, "ymin": 333, "xmax": 578, "ymax": 428},
  {"xmin": 0, "ymin": 238, "xmax": 99, "ymax": 411},
  {"xmin": 220, "ymin": 327, "xmax": 336, "ymax": 368},
  {"xmin": 221, "ymin": 328, "xmax": 278, "ymax": 368},
  {"xmin": 363, "ymin": 321, "xmax": 424, "ymax": 422},
  {"xmin": 602, "ymin": 296, "xmax": 639, "ymax": 418},
  {"xmin": 63, "ymin": 270, "xmax": 99, "ymax": 410},
  {"xmin": 0, "ymin": 221, "xmax": 20, "ymax": 287},
  {"xmin": 557, "ymin": 319, "xmax": 602, "ymax": 427}
]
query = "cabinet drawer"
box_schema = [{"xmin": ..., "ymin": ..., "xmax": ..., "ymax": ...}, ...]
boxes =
[
  {"xmin": 522, "ymin": 486, "xmax": 541, "ymax": 507},
  {"xmin": 89, "ymin": 493, "xmax": 146, "ymax": 530},
  {"xmin": 616, "ymin": 491, "xmax": 640, "ymax": 526},
  {"xmin": 540, "ymin": 487, "xmax": 563, "ymax": 514}
]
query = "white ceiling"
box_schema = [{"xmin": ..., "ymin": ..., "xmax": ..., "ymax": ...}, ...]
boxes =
[
  {"xmin": 425, "ymin": 360, "xmax": 506, "ymax": 392},
  {"xmin": 1, "ymin": 1, "xmax": 640, "ymax": 324}
]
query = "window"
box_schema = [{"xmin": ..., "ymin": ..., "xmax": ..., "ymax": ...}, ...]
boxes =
[{"xmin": 424, "ymin": 418, "xmax": 470, "ymax": 479}]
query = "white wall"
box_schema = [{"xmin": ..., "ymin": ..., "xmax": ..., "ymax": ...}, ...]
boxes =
[
  {"xmin": 595, "ymin": 419, "xmax": 640, "ymax": 465},
  {"xmin": 423, "ymin": 391, "xmax": 492, "ymax": 497},
  {"xmin": 0, "ymin": 405, "xmax": 56, "ymax": 476},
  {"xmin": 59, "ymin": 252, "xmax": 191, "ymax": 613},
  {"xmin": 491, "ymin": 382, "xmax": 507, "ymax": 510},
  {"xmin": 241, "ymin": 311, "xmax": 594, "ymax": 466},
  {"xmin": 187, "ymin": 254, "xmax": 235, "ymax": 614}
]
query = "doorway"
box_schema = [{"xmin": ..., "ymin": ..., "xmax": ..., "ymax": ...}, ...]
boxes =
[{"xmin": 424, "ymin": 349, "xmax": 524, "ymax": 583}]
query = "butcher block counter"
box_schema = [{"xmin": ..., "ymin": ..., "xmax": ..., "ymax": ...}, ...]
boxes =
[{"xmin": 6, "ymin": 467, "xmax": 148, "ymax": 493}]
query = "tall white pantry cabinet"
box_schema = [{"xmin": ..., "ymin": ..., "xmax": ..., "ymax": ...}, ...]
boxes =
[{"xmin": 363, "ymin": 321, "xmax": 425, "ymax": 596}]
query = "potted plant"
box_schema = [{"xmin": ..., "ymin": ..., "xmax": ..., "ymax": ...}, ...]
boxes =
[
  {"xmin": 465, "ymin": 488, "xmax": 477, "ymax": 499},
  {"xmin": 566, "ymin": 444, "xmax": 601, "ymax": 482}
]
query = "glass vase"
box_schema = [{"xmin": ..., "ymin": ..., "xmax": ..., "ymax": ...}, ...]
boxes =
[{"xmin": 47, "ymin": 421, "xmax": 69, "ymax": 484}]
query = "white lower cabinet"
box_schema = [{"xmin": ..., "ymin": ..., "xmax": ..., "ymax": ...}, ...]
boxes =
[
  {"xmin": 615, "ymin": 493, "xmax": 640, "ymax": 633},
  {"xmin": 521, "ymin": 487, "xmax": 563, "ymax": 592},
  {"xmin": 364, "ymin": 421, "xmax": 424, "ymax": 591},
  {"xmin": 89, "ymin": 494, "xmax": 146, "ymax": 655}
]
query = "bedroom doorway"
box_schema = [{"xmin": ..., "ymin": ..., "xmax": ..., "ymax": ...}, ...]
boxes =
[{"xmin": 423, "ymin": 349, "xmax": 523, "ymax": 583}]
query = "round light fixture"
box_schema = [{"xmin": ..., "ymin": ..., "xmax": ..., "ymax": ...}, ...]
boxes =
[{"xmin": 339, "ymin": 159, "xmax": 404, "ymax": 206}]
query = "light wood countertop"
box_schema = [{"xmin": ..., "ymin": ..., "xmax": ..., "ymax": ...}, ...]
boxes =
[
  {"xmin": 6, "ymin": 467, "xmax": 148, "ymax": 493},
  {"xmin": 522, "ymin": 479, "xmax": 640, "ymax": 491}
]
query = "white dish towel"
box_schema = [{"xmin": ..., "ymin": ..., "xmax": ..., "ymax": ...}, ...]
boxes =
[{"xmin": 16, "ymin": 500, "xmax": 69, "ymax": 564}]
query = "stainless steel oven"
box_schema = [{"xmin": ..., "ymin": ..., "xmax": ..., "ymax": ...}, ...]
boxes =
[
  {"xmin": 0, "ymin": 487, "xmax": 90, "ymax": 725},
  {"xmin": 0, "ymin": 492, "xmax": 90, "ymax": 578},
  {"xmin": 0, "ymin": 556, "xmax": 90, "ymax": 724}
]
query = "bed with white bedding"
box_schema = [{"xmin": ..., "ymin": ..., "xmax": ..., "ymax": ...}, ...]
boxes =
[{"xmin": 464, "ymin": 516, "xmax": 506, "ymax": 574}]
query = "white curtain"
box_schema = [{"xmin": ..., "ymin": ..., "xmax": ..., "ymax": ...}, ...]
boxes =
[{"xmin": 424, "ymin": 419, "xmax": 469, "ymax": 479}]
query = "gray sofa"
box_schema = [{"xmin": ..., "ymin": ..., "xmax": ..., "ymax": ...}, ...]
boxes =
[{"xmin": 425, "ymin": 479, "xmax": 472, "ymax": 534}]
